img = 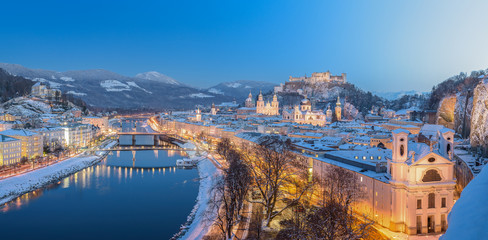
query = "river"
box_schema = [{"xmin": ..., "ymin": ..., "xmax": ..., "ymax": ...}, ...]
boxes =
[{"xmin": 0, "ymin": 149, "xmax": 200, "ymax": 240}]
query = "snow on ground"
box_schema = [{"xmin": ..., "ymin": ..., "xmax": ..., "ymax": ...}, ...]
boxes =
[
  {"xmin": 188, "ymin": 93, "xmax": 214, "ymax": 98},
  {"xmin": 48, "ymin": 81, "xmax": 62, "ymax": 89},
  {"xmin": 100, "ymin": 80, "xmax": 131, "ymax": 92},
  {"xmin": 60, "ymin": 76, "xmax": 75, "ymax": 82},
  {"xmin": 441, "ymin": 165, "xmax": 488, "ymax": 240},
  {"xmin": 127, "ymin": 81, "xmax": 152, "ymax": 94},
  {"xmin": 67, "ymin": 90, "xmax": 87, "ymax": 96},
  {"xmin": 32, "ymin": 77, "xmax": 47, "ymax": 82},
  {"xmin": 208, "ymin": 88, "xmax": 224, "ymax": 95},
  {"xmin": 0, "ymin": 141, "xmax": 116, "ymax": 205},
  {"xmin": 2, "ymin": 98, "xmax": 52, "ymax": 117},
  {"xmin": 178, "ymin": 156, "xmax": 221, "ymax": 240}
]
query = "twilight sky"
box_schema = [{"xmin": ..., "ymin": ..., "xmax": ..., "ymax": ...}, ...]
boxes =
[{"xmin": 0, "ymin": 0, "xmax": 487, "ymax": 92}]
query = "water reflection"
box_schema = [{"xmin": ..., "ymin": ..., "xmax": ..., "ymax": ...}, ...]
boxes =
[{"xmin": 0, "ymin": 150, "xmax": 199, "ymax": 240}]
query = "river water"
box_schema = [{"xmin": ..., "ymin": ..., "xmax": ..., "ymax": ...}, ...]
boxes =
[{"xmin": 0, "ymin": 149, "xmax": 200, "ymax": 240}]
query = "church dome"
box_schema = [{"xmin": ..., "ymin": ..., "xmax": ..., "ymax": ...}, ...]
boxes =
[{"xmin": 301, "ymin": 98, "xmax": 311, "ymax": 106}]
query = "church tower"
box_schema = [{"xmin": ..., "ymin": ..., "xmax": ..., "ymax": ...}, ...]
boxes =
[
  {"xmin": 300, "ymin": 96, "xmax": 312, "ymax": 112},
  {"xmin": 256, "ymin": 90, "xmax": 264, "ymax": 114},
  {"xmin": 390, "ymin": 129, "xmax": 410, "ymax": 180},
  {"xmin": 438, "ymin": 129, "xmax": 454, "ymax": 160},
  {"xmin": 326, "ymin": 105, "xmax": 332, "ymax": 122},
  {"xmin": 195, "ymin": 108, "xmax": 202, "ymax": 122},
  {"xmin": 335, "ymin": 96, "xmax": 342, "ymax": 121},
  {"xmin": 271, "ymin": 93, "xmax": 279, "ymax": 115},
  {"xmin": 245, "ymin": 91, "xmax": 254, "ymax": 108},
  {"xmin": 211, "ymin": 103, "xmax": 217, "ymax": 115}
]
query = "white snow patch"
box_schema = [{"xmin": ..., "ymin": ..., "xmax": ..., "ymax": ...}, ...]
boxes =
[
  {"xmin": 135, "ymin": 71, "xmax": 181, "ymax": 85},
  {"xmin": 100, "ymin": 80, "xmax": 131, "ymax": 92},
  {"xmin": 188, "ymin": 93, "xmax": 214, "ymax": 98},
  {"xmin": 48, "ymin": 81, "xmax": 62, "ymax": 89},
  {"xmin": 208, "ymin": 88, "xmax": 224, "ymax": 95},
  {"xmin": 127, "ymin": 81, "xmax": 152, "ymax": 94},
  {"xmin": 225, "ymin": 82, "xmax": 242, "ymax": 88},
  {"xmin": 60, "ymin": 76, "xmax": 75, "ymax": 82},
  {"xmin": 32, "ymin": 77, "xmax": 47, "ymax": 82},
  {"xmin": 67, "ymin": 90, "xmax": 87, "ymax": 96}
]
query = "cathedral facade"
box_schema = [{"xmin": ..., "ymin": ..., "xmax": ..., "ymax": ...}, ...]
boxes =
[{"xmin": 256, "ymin": 91, "xmax": 279, "ymax": 116}]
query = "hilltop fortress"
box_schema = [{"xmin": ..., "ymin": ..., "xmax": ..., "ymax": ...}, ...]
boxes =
[
  {"xmin": 276, "ymin": 70, "xmax": 347, "ymax": 93},
  {"xmin": 288, "ymin": 70, "xmax": 347, "ymax": 84}
]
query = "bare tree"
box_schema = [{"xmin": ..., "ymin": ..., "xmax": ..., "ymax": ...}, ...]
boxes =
[
  {"xmin": 305, "ymin": 199, "xmax": 373, "ymax": 240},
  {"xmin": 211, "ymin": 138, "xmax": 252, "ymax": 239},
  {"xmin": 319, "ymin": 164, "xmax": 364, "ymax": 210},
  {"xmin": 241, "ymin": 135, "xmax": 311, "ymax": 227},
  {"xmin": 277, "ymin": 164, "xmax": 372, "ymax": 240}
]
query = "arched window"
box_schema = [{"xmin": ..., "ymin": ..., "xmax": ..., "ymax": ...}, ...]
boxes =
[
  {"xmin": 447, "ymin": 144, "xmax": 451, "ymax": 155},
  {"xmin": 422, "ymin": 169, "xmax": 442, "ymax": 182},
  {"xmin": 428, "ymin": 193, "xmax": 435, "ymax": 208},
  {"xmin": 400, "ymin": 144, "xmax": 405, "ymax": 156}
]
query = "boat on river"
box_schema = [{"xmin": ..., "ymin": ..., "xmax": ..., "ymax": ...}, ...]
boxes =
[{"xmin": 176, "ymin": 158, "xmax": 197, "ymax": 167}]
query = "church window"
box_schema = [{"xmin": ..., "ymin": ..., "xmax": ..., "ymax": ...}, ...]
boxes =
[
  {"xmin": 428, "ymin": 157, "xmax": 435, "ymax": 163},
  {"xmin": 417, "ymin": 199, "xmax": 422, "ymax": 209},
  {"xmin": 447, "ymin": 144, "xmax": 451, "ymax": 155},
  {"xmin": 400, "ymin": 145, "xmax": 405, "ymax": 156},
  {"xmin": 441, "ymin": 197, "xmax": 446, "ymax": 208},
  {"xmin": 422, "ymin": 169, "xmax": 442, "ymax": 182},
  {"xmin": 428, "ymin": 193, "xmax": 435, "ymax": 208}
]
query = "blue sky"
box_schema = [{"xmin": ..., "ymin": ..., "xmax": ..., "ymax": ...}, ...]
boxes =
[{"xmin": 0, "ymin": 0, "xmax": 487, "ymax": 92}]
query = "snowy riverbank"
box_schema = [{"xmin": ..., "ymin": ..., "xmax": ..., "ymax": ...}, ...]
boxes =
[
  {"xmin": 177, "ymin": 156, "xmax": 221, "ymax": 240},
  {"xmin": 0, "ymin": 141, "xmax": 116, "ymax": 205}
]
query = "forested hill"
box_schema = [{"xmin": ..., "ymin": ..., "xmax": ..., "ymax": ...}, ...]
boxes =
[{"xmin": 0, "ymin": 68, "xmax": 34, "ymax": 102}]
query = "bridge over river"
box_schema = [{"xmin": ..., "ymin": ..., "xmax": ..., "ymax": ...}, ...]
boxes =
[{"xmin": 117, "ymin": 132, "xmax": 186, "ymax": 147}]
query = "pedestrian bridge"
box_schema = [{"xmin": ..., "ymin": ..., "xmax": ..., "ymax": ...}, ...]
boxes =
[{"xmin": 117, "ymin": 132, "xmax": 185, "ymax": 147}]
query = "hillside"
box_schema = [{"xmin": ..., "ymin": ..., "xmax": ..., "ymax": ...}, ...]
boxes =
[
  {"xmin": 206, "ymin": 80, "xmax": 277, "ymax": 101},
  {"xmin": 0, "ymin": 63, "xmax": 234, "ymax": 110},
  {"xmin": 0, "ymin": 68, "xmax": 34, "ymax": 102}
]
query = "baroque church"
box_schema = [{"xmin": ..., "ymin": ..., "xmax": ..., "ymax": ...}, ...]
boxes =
[
  {"xmin": 282, "ymin": 96, "xmax": 329, "ymax": 126},
  {"xmin": 244, "ymin": 91, "xmax": 279, "ymax": 116}
]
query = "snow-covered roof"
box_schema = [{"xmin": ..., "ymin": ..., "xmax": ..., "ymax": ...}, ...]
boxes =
[
  {"xmin": 0, "ymin": 134, "xmax": 19, "ymax": 142},
  {"xmin": 392, "ymin": 128, "xmax": 410, "ymax": 134},
  {"xmin": 441, "ymin": 166, "xmax": 488, "ymax": 240},
  {"xmin": 0, "ymin": 129, "xmax": 39, "ymax": 137}
]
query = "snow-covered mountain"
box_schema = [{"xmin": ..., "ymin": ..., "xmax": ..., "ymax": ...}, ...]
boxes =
[
  {"xmin": 373, "ymin": 90, "xmax": 427, "ymax": 100},
  {"xmin": 206, "ymin": 80, "xmax": 277, "ymax": 100},
  {"xmin": 135, "ymin": 71, "xmax": 182, "ymax": 85},
  {"xmin": 0, "ymin": 63, "xmax": 233, "ymax": 109}
]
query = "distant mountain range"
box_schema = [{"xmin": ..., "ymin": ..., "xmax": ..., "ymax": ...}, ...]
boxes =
[
  {"xmin": 206, "ymin": 80, "xmax": 276, "ymax": 98},
  {"xmin": 0, "ymin": 63, "xmax": 277, "ymax": 109}
]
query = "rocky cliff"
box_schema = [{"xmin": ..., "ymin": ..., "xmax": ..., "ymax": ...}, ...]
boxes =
[{"xmin": 470, "ymin": 79, "xmax": 488, "ymax": 148}]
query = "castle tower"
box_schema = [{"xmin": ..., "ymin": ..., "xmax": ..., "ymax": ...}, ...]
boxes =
[
  {"xmin": 245, "ymin": 91, "xmax": 254, "ymax": 108},
  {"xmin": 211, "ymin": 103, "xmax": 217, "ymax": 115},
  {"xmin": 335, "ymin": 96, "xmax": 342, "ymax": 121},
  {"xmin": 256, "ymin": 90, "xmax": 264, "ymax": 114}
]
